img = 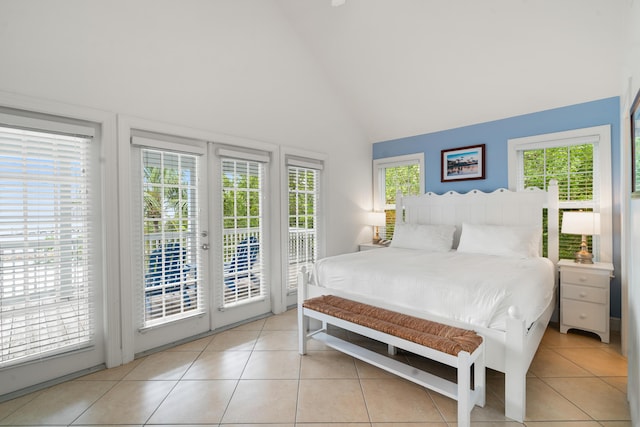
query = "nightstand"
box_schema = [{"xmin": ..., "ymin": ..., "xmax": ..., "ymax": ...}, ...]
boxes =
[
  {"xmin": 558, "ymin": 259, "xmax": 614, "ymax": 343},
  {"xmin": 358, "ymin": 242, "xmax": 387, "ymax": 251}
]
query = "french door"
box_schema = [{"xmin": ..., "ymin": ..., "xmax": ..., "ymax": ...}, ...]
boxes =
[
  {"xmin": 131, "ymin": 137, "xmax": 210, "ymax": 353},
  {"xmin": 212, "ymin": 147, "xmax": 271, "ymax": 328},
  {"xmin": 131, "ymin": 138, "xmax": 272, "ymax": 353}
]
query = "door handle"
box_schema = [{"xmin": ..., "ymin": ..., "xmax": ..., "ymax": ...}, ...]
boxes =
[{"xmin": 201, "ymin": 243, "xmax": 210, "ymax": 250}]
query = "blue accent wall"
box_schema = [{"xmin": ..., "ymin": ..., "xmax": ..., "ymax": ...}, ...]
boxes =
[{"xmin": 372, "ymin": 97, "xmax": 622, "ymax": 319}]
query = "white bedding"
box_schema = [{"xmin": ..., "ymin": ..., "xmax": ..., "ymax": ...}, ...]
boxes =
[{"xmin": 312, "ymin": 248, "xmax": 555, "ymax": 331}]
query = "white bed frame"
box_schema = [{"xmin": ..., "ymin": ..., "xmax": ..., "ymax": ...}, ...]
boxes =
[{"xmin": 297, "ymin": 181, "xmax": 559, "ymax": 422}]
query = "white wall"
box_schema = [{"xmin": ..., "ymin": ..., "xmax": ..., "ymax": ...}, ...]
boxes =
[
  {"xmin": 0, "ymin": 0, "xmax": 372, "ymax": 256},
  {"xmin": 623, "ymin": 0, "xmax": 640, "ymax": 423}
]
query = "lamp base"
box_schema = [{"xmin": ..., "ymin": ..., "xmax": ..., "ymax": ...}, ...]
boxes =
[{"xmin": 573, "ymin": 249, "xmax": 594, "ymax": 264}]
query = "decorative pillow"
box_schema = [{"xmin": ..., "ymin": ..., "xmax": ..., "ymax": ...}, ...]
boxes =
[
  {"xmin": 456, "ymin": 223, "xmax": 541, "ymax": 258},
  {"xmin": 390, "ymin": 223, "xmax": 456, "ymax": 252}
]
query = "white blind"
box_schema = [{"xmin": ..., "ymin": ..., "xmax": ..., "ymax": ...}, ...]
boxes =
[
  {"xmin": 220, "ymin": 157, "xmax": 266, "ymax": 308},
  {"xmin": 287, "ymin": 162, "xmax": 320, "ymax": 292},
  {"xmin": 517, "ymin": 142, "xmax": 598, "ymax": 259},
  {"xmin": 379, "ymin": 162, "xmax": 421, "ymax": 240},
  {"xmin": 139, "ymin": 148, "xmax": 204, "ymax": 327},
  {"xmin": 0, "ymin": 126, "xmax": 94, "ymax": 367}
]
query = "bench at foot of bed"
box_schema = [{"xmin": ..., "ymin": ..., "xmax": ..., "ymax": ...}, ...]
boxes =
[{"xmin": 298, "ymin": 294, "xmax": 485, "ymax": 427}]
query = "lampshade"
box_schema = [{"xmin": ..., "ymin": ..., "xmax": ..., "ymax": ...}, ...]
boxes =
[
  {"xmin": 366, "ymin": 211, "xmax": 386, "ymax": 227},
  {"xmin": 561, "ymin": 211, "xmax": 600, "ymax": 236}
]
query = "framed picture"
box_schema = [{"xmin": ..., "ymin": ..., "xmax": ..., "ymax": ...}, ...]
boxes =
[
  {"xmin": 441, "ymin": 144, "xmax": 486, "ymax": 182},
  {"xmin": 631, "ymin": 88, "xmax": 640, "ymax": 193}
]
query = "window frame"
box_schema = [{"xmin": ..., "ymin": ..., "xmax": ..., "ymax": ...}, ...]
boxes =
[{"xmin": 508, "ymin": 125, "xmax": 612, "ymax": 262}]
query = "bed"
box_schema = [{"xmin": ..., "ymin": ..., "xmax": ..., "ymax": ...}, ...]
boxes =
[{"xmin": 297, "ymin": 181, "xmax": 559, "ymax": 422}]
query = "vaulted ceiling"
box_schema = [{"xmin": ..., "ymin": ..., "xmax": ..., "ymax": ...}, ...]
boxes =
[{"xmin": 276, "ymin": 0, "xmax": 629, "ymax": 143}]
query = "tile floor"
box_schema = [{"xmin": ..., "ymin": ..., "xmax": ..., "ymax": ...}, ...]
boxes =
[{"xmin": 0, "ymin": 308, "xmax": 631, "ymax": 426}]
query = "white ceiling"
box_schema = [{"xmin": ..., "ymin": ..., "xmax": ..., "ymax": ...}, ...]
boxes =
[{"xmin": 276, "ymin": 0, "xmax": 629, "ymax": 143}]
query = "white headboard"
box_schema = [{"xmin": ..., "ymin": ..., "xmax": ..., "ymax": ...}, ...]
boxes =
[{"xmin": 396, "ymin": 181, "xmax": 559, "ymax": 263}]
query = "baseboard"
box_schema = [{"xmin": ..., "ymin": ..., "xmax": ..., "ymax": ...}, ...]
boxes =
[{"xmin": 611, "ymin": 316, "xmax": 621, "ymax": 332}]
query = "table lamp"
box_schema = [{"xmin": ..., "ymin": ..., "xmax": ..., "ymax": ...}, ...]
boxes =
[
  {"xmin": 561, "ymin": 211, "xmax": 600, "ymax": 264},
  {"xmin": 366, "ymin": 211, "xmax": 386, "ymax": 243}
]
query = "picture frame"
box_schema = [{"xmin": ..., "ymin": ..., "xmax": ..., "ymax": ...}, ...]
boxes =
[
  {"xmin": 631, "ymin": 88, "xmax": 640, "ymax": 193},
  {"xmin": 441, "ymin": 144, "xmax": 486, "ymax": 182}
]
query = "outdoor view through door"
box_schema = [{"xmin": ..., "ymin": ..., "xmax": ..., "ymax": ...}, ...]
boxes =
[
  {"xmin": 287, "ymin": 164, "xmax": 319, "ymax": 292},
  {"xmin": 141, "ymin": 149, "xmax": 203, "ymax": 326},
  {"xmin": 221, "ymin": 158, "xmax": 265, "ymax": 307}
]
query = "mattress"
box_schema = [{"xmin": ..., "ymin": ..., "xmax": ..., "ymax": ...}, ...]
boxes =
[{"xmin": 312, "ymin": 248, "xmax": 555, "ymax": 331}]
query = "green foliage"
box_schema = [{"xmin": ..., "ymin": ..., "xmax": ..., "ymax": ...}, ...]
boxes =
[
  {"xmin": 384, "ymin": 164, "xmax": 420, "ymax": 205},
  {"xmin": 143, "ymin": 165, "xmax": 190, "ymax": 235},
  {"xmin": 524, "ymin": 145, "xmax": 594, "ymax": 260}
]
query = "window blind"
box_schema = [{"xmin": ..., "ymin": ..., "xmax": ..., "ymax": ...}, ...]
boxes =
[
  {"xmin": 0, "ymin": 126, "xmax": 94, "ymax": 367},
  {"xmin": 286, "ymin": 159, "xmax": 320, "ymax": 292},
  {"xmin": 379, "ymin": 162, "xmax": 421, "ymax": 240},
  {"xmin": 220, "ymin": 157, "xmax": 267, "ymax": 308},
  {"xmin": 137, "ymin": 147, "xmax": 204, "ymax": 327},
  {"xmin": 518, "ymin": 142, "xmax": 598, "ymax": 259}
]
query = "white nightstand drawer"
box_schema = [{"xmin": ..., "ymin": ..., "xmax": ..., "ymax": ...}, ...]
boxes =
[
  {"xmin": 562, "ymin": 299, "xmax": 607, "ymax": 332},
  {"xmin": 562, "ymin": 283, "xmax": 607, "ymax": 304},
  {"xmin": 561, "ymin": 269, "xmax": 609, "ymax": 288}
]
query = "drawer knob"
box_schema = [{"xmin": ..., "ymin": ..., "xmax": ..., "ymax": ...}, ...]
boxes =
[
  {"xmin": 579, "ymin": 276, "xmax": 587, "ymax": 282},
  {"xmin": 579, "ymin": 292, "xmax": 587, "ymax": 298},
  {"xmin": 579, "ymin": 313, "xmax": 587, "ymax": 319}
]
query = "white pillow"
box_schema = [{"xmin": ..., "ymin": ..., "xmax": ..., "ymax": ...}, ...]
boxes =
[
  {"xmin": 456, "ymin": 223, "xmax": 541, "ymax": 258},
  {"xmin": 390, "ymin": 223, "xmax": 456, "ymax": 252}
]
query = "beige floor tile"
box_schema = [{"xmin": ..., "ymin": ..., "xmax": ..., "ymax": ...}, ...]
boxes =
[
  {"xmin": 231, "ymin": 317, "xmax": 267, "ymax": 331},
  {"xmin": 123, "ymin": 350, "xmax": 199, "ymax": 380},
  {"xmin": 73, "ymin": 380, "xmax": 176, "ymax": 425},
  {"xmin": 428, "ymin": 382, "xmax": 509, "ymax": 423},
  {"xmin": 242, "ymin": 350, "xmax": 301, "ymax": 379},
  {"xmin": 300, "ymin": 350, "xmax": 358, "ymax": 379},
  {"xmin": 528, "ymin": 349, "xmax": 591, "ymax": 378},
  {"xmin": 0, "ymin": 390, "xmax": 42, "ymax": 421},
  {"xmin": 183, "ymin": 350, "xmax": 251, "ymax": 379},
  {"xmin": 599, "ymin": 422, "xmax": 634, "ymax": 427},
  {"xmin": 223, "ymin": 424, "xmax": 293, "ymax": 427},
  {"xmin": 222, "ymin": 379, "xmax": 298, "ymax": 423},
  {"xmin": 354, "ymin": 358, "xmax": 398, "ymax": 379},
  {"xmin": 263, "ymin": 309, "xmax": 298, "ymax": 330},
  {"xmin": 543, "ymin": 377, "xmax": 631, "ymax": 421},
  {"xmin": 165, "ymin": 335, "xmax": 214, "ymax": 351},
  {"xmin": 254, "ymin": 330, "xmax": 299, "ymax": 351},
  {"xmin": 553, "ymin": 347, "xmax": 628, "ymax": 377},
  {"xmin": 360, "ymin": 378, "xmax": 443, "ymax": 423},
  {"xmin": 206, "ymin": 329, "xmax": 260, "ymax": 351},
  {"xmin": 601, "ymin": 376, "xmax": 628, "ymax": 393},
  {"xmin": 296, "ymin": 379, "xmax": 369, "ymax": 422},
  {"xmin": 73, "ymin": 425, "xmax": 142, "ymax": 427},
  {"xmin": 299, "ymin": 424, "xmax": 371, "ymax": 427},
  {"xmin": 0, "ymin": 380, "xmax": 115, "ymax": 426},
  {"xmin": 540, "ymin": 327, "xmax": 608, "ymax": 349},
  {"xmin": 371, "ymin": 423, "xmax": 448, "ymax": 427},
  {"xmin": 524, "ymin": 422, "xmax": 601, "ymax": 427},
  {"xmin": 76, "ymin": 358, "xmax": 145, "ymax": 381},
  {"xmin": 523, "ymin": 378, "xmax": 590, "ymax": 421},
  {"xmin": 147, "ymin": 379, "xmax": 236, "ymax": 424}
]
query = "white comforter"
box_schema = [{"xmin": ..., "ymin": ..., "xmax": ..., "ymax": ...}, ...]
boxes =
[{"xmin": 312, "ymin": 248, "xmax": 555, "ymax": 331}]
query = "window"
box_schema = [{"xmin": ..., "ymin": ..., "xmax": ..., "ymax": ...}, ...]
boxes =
[
  {"xmin": 0, "ymin": 125, "xmax": 96, "ymax": 367},
  {"xmin": 508, "ymin": 125, "xmax": 612, "ymax": 262},
  {"xmin": 220, "ymin": 155, "xmax": 267, "ymax": 307},
  {"xmin": 286, "ymin": 157, "xmax": 322, "ymax": 292},
  {"xmin": 373, "ymin": 154, "xmax": 424, "ymax": 239}
]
